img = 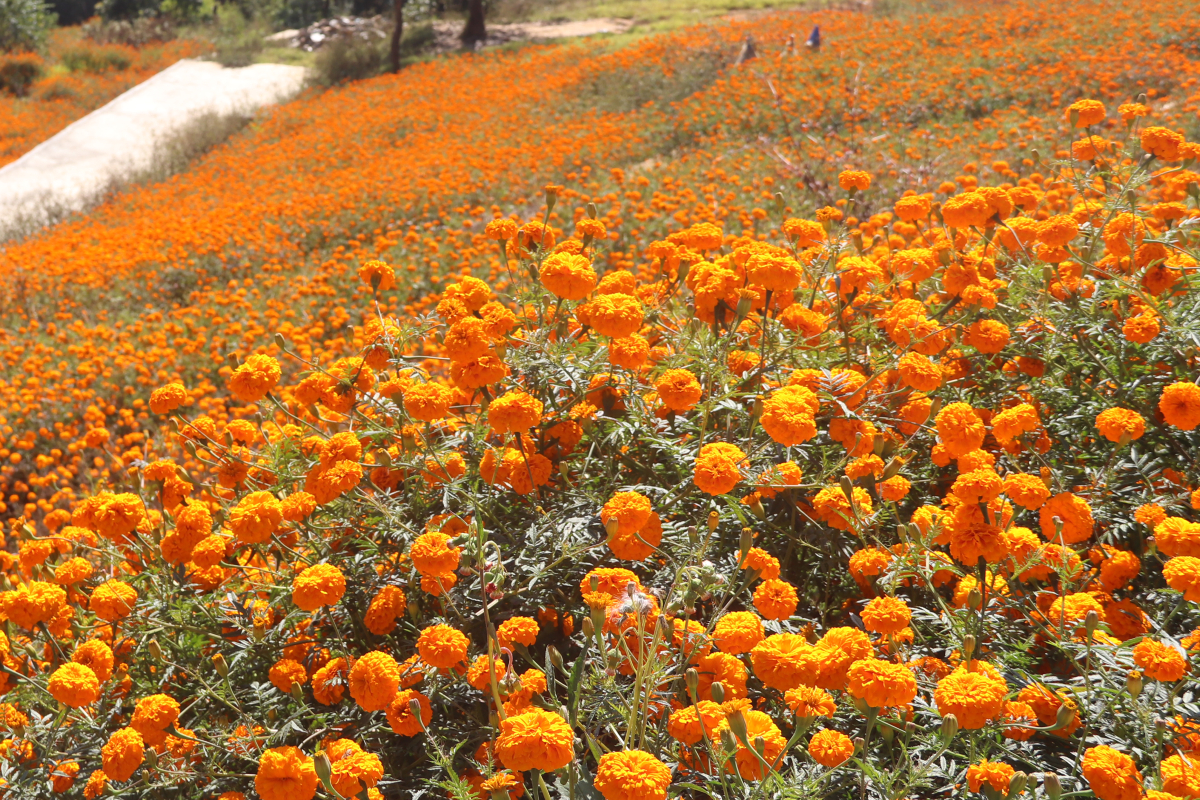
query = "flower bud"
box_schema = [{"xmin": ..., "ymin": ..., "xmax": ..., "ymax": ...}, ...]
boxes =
[
  {"xmin": 1126, "ymin": 669, "xmax": 1143, "ymax": 698},
  {"xmin": 290, "ymin": 683, "xmax": 305, "ymax": 704},
  {"xmin": 941, "ymin": 713, "xmax": 959, "ymax": 741},
  {"xmin": 1053, "ymin": 702, "xmax": 1076, "ymax": 731},
  {"xmin": 314, "ymin": 752, "xmax": 333, "ymax": 790},
  {"xmin": 582, "ymin": 617, "xmax": 595, "ymax": 638},
  {"xmin": 1042, "ymin": 773, "xmax": 1062, "ymax": 800},
  {"xmin": 604, "ymin": 517, "xmax": 620, "ymax": 540},
  {"xmin": 839, "ymin": 475, "xmax": 856, "ymax": 502},
  {"xmin": 1084, "ymin": 610, "xmax": 1100, "ymax": 638},
  {"xmin": 719, "ymin": 728, "xmax": 738, "ymax": 752},
  {"xmin": 710, "ymin": 681, "xmax": 725, "ymax": 704},
  {"xmin": 962, "ymin": 635, "xmax": 976, "ymax": 662},
  {"xmin": 1008, "ymin": 771, "xmax": 1028, "ymax": 797},
  {"xmin": 145, "ymin": 747, "xmax": 158, "ymax": 770},
  {"xmin": 212, "ymin": 653, "xmax": 229, "ymax": 677},
  {"xmin": 708, "ymin": 510, "xmax": 720, "ymax": 532},
  {"xmin": 148, "ymin": 639, "xmax": 163, "ymax": 661},
  {"xmin": 548, "ymin": 646, "xmax": 565, "ymax": 674},
  {"xmin": 739, "ymin": 527, "xmax": 753, "ymax": 559},
  {"xmin": 728, "ymin": 710, "xmax": 749, "ymax": 743},
  {"xmin": 685, "ymin": 668, "xmax": 699, "ymax": 702},
  {"xmin": 748, "ymin": 495, "xmax": 765, "ymax": 520}
]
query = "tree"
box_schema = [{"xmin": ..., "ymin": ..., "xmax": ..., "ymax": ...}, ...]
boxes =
[
  {"xmin": 389, "ymin": 0, "xmax": 407, "ymax": 72},
  {"xmin": 460, "ymin": 0, "xmax": 485, "ymax": 47}
]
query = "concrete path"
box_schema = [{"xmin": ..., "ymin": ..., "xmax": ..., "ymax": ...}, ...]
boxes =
[{"xmin": 0, "ymin": 59, "xmax": 307, "ymax": 238}]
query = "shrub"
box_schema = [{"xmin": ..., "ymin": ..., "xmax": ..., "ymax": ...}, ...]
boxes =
[
  {"xmin": 81, "ymin": 16, "xmax": 177, "ymax": 46},
  {"xmin": 313, "ymin": 32, "xmax": 388, "ymax": 84},
  {"xmin": 0, "ymin": 51, "xmax": 44, "ymax": 95},
  {"xmin": 0, "ymin": 0, "xmax": 55, "ymax": 54},
  {"xmin": 59, "ymin": 43, "xmax": 136, "ymax": 73},
  {"xmin": 212, "ymin": 4, "xmax": 265, "ymax": 67}
]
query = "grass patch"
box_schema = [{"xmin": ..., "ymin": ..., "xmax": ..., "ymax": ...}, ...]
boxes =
[{"xmin": 491, "ymin": 0, "xmax": 813, "ymax": 31}]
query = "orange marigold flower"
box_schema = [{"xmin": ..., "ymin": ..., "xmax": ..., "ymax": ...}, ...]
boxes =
[
  {"xmin": 898, "ymin": 351, "xmax": 943, "ymax": 392},
  {"xmin": 227, "ymin": 354, "xmax": 281, "ymax": 403},
  {"xmin": 1082, "ymin": 745, "xmax": 1142, "ymax": 800},
  {"xmin": 942, "ymin": 192, "xmax": 992, "ymax": 229},
  {"xmin": 587, "ymin": 293, "xmax": 644, "ymax": 339},
  {"xmin": 760, "ymin": 385, "xmax": 820, "ymax": 446},
  {"xmin": 495, "ymin": 709, "xmax": 574, "ymax": 772},
  {"xmin": 130, "ymin": 694, "xmax": 180, "ymax": 746},
  {"xmin": 73, "ymin": 639, "xmax": 114, "ymax": 683},
  {"xmin": 786, "ymin": 686, "xmax": 836, "ymax": 718},
  {"xmin": 654, "ymin": 369, "xmax": 703, "ymax": 413},
  {"xmin": 812, "ymin": 486, "xmax": 873, "ymax": 532},
  {"xmin": 668, "ymin": 701, "xmax": 724, "ymax": 745},
  {"xmin": 149, "ymin": 383, "xmax": 188, "ymax": 414},
  {"xmin": 292, "ymin": 564, "xmax": 346, "ymax": 612},
  {"xmin": 90, "ymin": 580, "xmax": 137, "ymax": 622},
  {"xmin": 860, "ymin": 596, "xmax": 911, "ymax": 636},
  {"xmin": 716, "ymin": 710, "xmax": 786, "ymax": 779},
  {"xmin": 327, "ymin": 739, "xmax": 383, "ymax": 798},
  {"xmin": 693, "ymin": 443, "xmax": 746, "ymax": 495},
  {"xmin": 387, "ymin": 688, "xmax": 432, "ymax": 736},
  {"xmin": 357, "ymin": 259, "xmax": 395, "ymax": 291},
  {"xmin": 48, "ymin": 662, "xmax": 100, "ymax": 708},
  {"xmin": 808, "ymin": 728, "xmax": 853, "ymax": 768},
  {"xmin": 1134, "ymin": 640, "xmax": 1188, "ymax": 682},
  {"xmin": 1160, "ymin": 382, "xmax": 1200, "ymax": 431},
  {"xmin": 1161, "ymin": 754, "xmax": 1200, "ymax": 797},
  {"xmin": 101, "ymin": 728, "xmax": 144, "ymax": 783},
  {"xmin": 410, "ymin": 532, "xmax": 462, "ymax": 577},
  {"xmin": 751, "ymin": 633, "xmax": 820, "ymax": 691},
  {"xmin": 489, "ymin": 391, "xmax": 544, "ymax": 435},
  {"xmin": 229, "ymin": 491, "xmax": 283, "ymax": 544},
  {"xmin": 935, "ymin": 403, "xmax": 986, "ymax": 457},
  {"xmin": 1039, "ymin": 492, "xmax": 1094, "ymax": 544},
  {"xmin": 255, "ymin": 746, "xmax": 317, "ymax": 800},
  {"xmin": 540, "ymin": 252, "xmax": 597, "ymax": 300},
  {"xmin": 417, "ymin": 624, "xmax": 469, "ymax": 670},
  {"xmin": 594, "ymin": 749, "xmax": 672, "ymax": 800},
  {"xmin": 1095, "ymin": 408, "xmax": 1145, "ymax": 443},
  {"xmin": 349, "ymin": 651, "xmax": 402, "ymax": 712},
  {"xmin": 5, "ymin": 580, "xmax": 66, "ymax": 629},
  {"xmin": 1164, "ymin": 557, "xmax": 1200, "ymax": 601},
  {"xmin": 934, "ymin": 664, "xmax": 1007, "ymax": 729},
  {"xmin": 1003, "ymin": 473, "xmax": 1050, "ymax": 510},
  {"xmin": 600, "ymin": 492, "xmax": 652, "ymax": 537},
  {"xmin": 497, "ymin": 616, "xmax": 540, "ymax": 649},
  {"xmin": 967, "ymin": 761, "xmax": 1015, "ymax": 794},
  {"xmin": 269, "ymin": 659, "xmax": 307, "ymax": 693},
  {"xmin": 782, "ymin": 217, "xmax": 827, "ymax": 247},
  {"xmin": 1122, "ymin": 313, "xmax": 1160, "ymax": 344},
  {"xmin": 404, "ymin": 382, "xmax": 454, "ymax": 422},
  {"xmin": 846, "ymin": 659, "xmax": 917, "ymax": 708},
  {"xmin": 1067, "ymin": 99, "xmax": 1106, "ymax": 127},
  {"xmin": 753, "ymin": 579, "xmax": 798, "ymax": 621},
  {"xmin": 838, "ymin": 170, "xmax": 871, "ymax": 192},
  {"xmin": 713, "ymin": 611, "xmax": 765, "ymax": 655},
  {"xmin": 741, "ymin": 547, "xmax": 780, "ymax": 579}
]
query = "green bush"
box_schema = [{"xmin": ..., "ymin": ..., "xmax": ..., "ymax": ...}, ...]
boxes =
[
  {"xmin": 212, "ymin": 4, "xmax": 265, "ymax": 67},
  {"xmin": 313, "ymin": 33, "xmax": 388, "ymax": 85},
  {"xmin": 0, "ymin": 0, "xmax": 55, "ymax": 54},
  {"xmin": 82, "ymin": 16, "xmax": 177, "ymax": 46},
  {"xmin": 95, "ymin": 0, "xmax": 202, "ymax": 21},
  {"xmin": 0, "ymin": 52, "xmax": 44, "ymax": 95},
  {"xmin": 60, "ymin": 44, "xmax": 135, "ymax": 73}
]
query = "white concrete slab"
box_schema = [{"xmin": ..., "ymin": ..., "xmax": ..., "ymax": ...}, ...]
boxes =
[{"xmin": 0, "ymin": 58, "xmax": 307, "ymax": 236}]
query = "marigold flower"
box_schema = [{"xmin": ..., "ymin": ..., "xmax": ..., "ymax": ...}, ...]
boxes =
[
  {"xmin": 101, "ymin": 728, "xmax": 144, "ymax": 783},
  {"xmin": 860, "ymin": 596, "xmax": 911, "ymax": 635},
  {"xmin": 782, "ymin": 217, "xmax": 827, "ymax": 247},
  {"xmin": 587, "ymin": 293, "xmax": 644, "ymax": 339},
  {"xmin": 1082, "ymin": 745, "xmax": 1142, "ymax": 800},
  {"xmin": 73, "ymin": 639, "xmax": 114, "ymax": 683},
  {"xmin": 667, "ymin": 701, "xmax": 724, "ymax": 745},
  {"xmin": 130, "ymin": 694, "xmax": 180, "ymax": 746},
  {"xmin": 967, "ymin": 761, "xmax": 1015, "ymax": 794},
  {"xmin": 1039, "ymin": 492, "xmax": 1094, "ymax": 544},
  {"xmin": 149, "ymin": 383, "xmax": 188, "ymax": 414},
  {"xmin": 417, "ymin": 624, "xmax": 469, "ymax": 669},
  {"xmin": 838, "ymin": 170, "xmax": 871, "ymax": 192},
  {"xmin": 348, "ymin": 651, "xmax": 402, "ymax": 712},
  {"xmin": 1003, "ymin": 473, "xmax": 1050, "ymax": 510},
  {"xmin": 714, "ymin": 611, "xmax": 765, "ymax": 655},
  {"xmin": 497, "ymin": 615, "xmax": 540, "ymax": 650},
  {"xmin": 1067, "ymin": 98, "xmax": 1106, "ymax": 127},
  {"xmin": 594, "ymin": 749, "xmax": 672, "ymax": 800},
  {"xmin": 812, "ymin": 485, "xmax": 873, "ymax": 531},
  {"xmin": 808, "ymin": 728, "xmax": 854, "ymax": 768},
  {"xmin": 1161, "ymin": 382, "xmax": 1200, "ymax": 431},
  {"xmin": 90, "ymin": 580, "xmax": 137, "ymax": 622},
  {"xmin": 1133, "ymin": 639, "xmax": 1187, "ymax": 682},
  {"xmin": 495, "ymin": 708, "xmax": 574, "ymax": 772},
  {"xmin": 489, "ymin": 390, "xmax": 544, "ymax": 435},
  {"xmin": 693, "ymin": 442, "xmax": 746, "ymax": 495},
  {"xmin": 935, "ymin": 403, "xmax": 986, "ymax": 457},
  {"xmin": 229, "ymin": 491, "xmax": 283, "ymax": 544},
  {"xmin": 760, "ymin": 385, "xmax": 820, "ymax": 445},
  {"xmin": 1162, "ymin": 753, "xmax": 1200, "ymax": 797},
  {"xmin": 227, "ymin": 354, "xmax": 281, "ymax": 402},
  {"xmin": 540, "ymin": 252, "xmax": 597, "ymax": 300},
  {"xmin": 387, "ymin": 688, "xmax": 433, "ymax": 735},
  {"xmin": 410, "ymin": 532, "xmax": 462, "ymax": 576},
  {"xmin": 654, "ymin": 369, "xmax": 703, "ymax": 413},
  {"xmin": 898, "ymin": 351, "xmax": 943, "ymax": 391},
  {"xmin": 48, "ymin": 662, "xmax": 100, "ymax": 708},
  {"xmin": 269, "ymin": 658, "xmax": 307, "ymax": 693},
  {"xmin": 327, "ymin": 739, "xmax": 384, "ymax": 798},
  {"xmin": 934, "ymin": 664, "xmax": 1007, "ymax": 729},
  {"xmin": 786, "ymin": 686, "xmax": 836, "ymax": 718},
  {"xmin": 5, "ymin": 580, "xmax": 66, "ymax": 629},
  {"xmin": 292, "ymin": 563, "xmax": 346, "ymax": 611},
  {"xmin": 942, "ymin": 191, "xmax": 992, "ymax": 229},
  {"xmin": 753, "ymin": 579, "xmax": 798, "ymax": 621},
  {"xmin": 846, "ymin": 658, "xmax": 918, "ymax": 708},
  {"xmin": 715, "ymin": 710, "xmax": 785, "ymax": 779},
  {"xmin": 255, "ymin": 746, "xmax": 317, "ymax": 800},
  {"xmin": 751, "ymin": 633, "xmax": 819, "ymax": 690}
]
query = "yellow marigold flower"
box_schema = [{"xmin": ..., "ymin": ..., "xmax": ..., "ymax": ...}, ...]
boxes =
[
  {"xmin": 101, "ymin": 728, "xmax": 144, "ymax": 783},
  {"xmin": 255, "ymin": 746, "xmax": 317, "ymax": 800},
  {"xmin": 495, "ymin": 709, "xmax": 574, "ymax": 772},
  {"xmin": 292, "ymin": 563, "xmax": 346, "ymax": 612},
  {"xmin": 594, "ymin": 750, "xmax": 671, "ymax": 800},
  {"xmin": 48, "ymin": 662, "xmax": 100, "ymax": 708},
  {"xmin": 227, "ymin": 354, "xmax": 281, "ymax": 403},
  {"xmin": 808, "ymin": 728, "xmax": 853, "ymax": 768}
]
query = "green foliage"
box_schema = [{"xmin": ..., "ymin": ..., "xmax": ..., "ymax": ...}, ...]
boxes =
[
  {"xmin": 212, "ymin": 3, "xmax": 264, "ymax": 67},
  {"xmin": 0, "ymin": 52, "xmax": 44, "ymax": 95},
  {"xmin": 60, "ymin": 44, "xmax": 135, "ymax": 72},
  {"xmin": 312, "ymin": 32, "xmax": 388, "ymax": 84},
  {"xmin": 82, "ymin": 15, "xmax": 178, "ymax": 46},
  {"xmin": 0, "ymin": 0, "xmax": 55, "ymax": 54}
]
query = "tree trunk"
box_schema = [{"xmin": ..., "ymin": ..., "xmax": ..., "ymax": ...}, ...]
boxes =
[
  {"xmin": 460, "ymin": 0, "xmax": 485, "ymax": 47},
  {"xmin": 390, "ymin": 0, "xmax": 407, "ymax": 72}
]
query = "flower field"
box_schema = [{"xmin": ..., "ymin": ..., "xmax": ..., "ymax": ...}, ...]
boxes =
[
  {"xmin": 0, "ymin": 29, "xmax": 208, "ymax": 168},
  {"xmin": 1, "ymin": 0, "xmax": 1200, "ymax": 797}
]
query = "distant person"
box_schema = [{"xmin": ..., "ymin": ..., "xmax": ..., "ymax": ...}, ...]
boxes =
[{"xmin": 806, "ymin": 25, "xmax": 821, "ymax": 51}]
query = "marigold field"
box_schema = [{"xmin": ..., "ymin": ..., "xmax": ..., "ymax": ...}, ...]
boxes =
[{"xmin": 1, "ymin": 0, "xmax": 1200, "ymax": 798}]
